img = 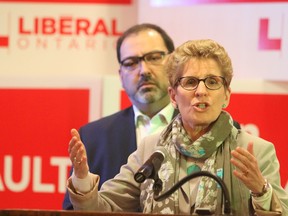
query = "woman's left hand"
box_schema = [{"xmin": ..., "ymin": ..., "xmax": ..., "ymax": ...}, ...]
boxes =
[{"xmin": 230, "ymin": 142, "xmax": 266, "ymax": 194}]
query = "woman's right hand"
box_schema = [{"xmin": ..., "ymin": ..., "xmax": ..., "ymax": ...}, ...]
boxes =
[{"xmin": 68, "ymin": 128, "xmax": 89, "ymax": 179}]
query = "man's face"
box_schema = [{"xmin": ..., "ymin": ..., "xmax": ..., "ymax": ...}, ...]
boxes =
[{"xmin": 119, "ymin": 30, "xmax": 170, "ymax": 106}]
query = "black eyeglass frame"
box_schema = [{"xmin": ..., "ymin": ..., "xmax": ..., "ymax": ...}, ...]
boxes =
[
  {"xmin": 120, "ymin": 51, "xmax": 168, "ymax": 71},
  {"xmin": 176, "ymin": 76, "xmax": 227, "ymax": 91}
]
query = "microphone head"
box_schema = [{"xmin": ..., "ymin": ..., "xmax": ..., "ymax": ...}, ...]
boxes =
[
  {"xmin": 134, "ymin": 147, "xmax": 166, "ymax": 183},
  {"xmin": 134, "ymin": 165, "xmax": 150, "ymax": 183}
]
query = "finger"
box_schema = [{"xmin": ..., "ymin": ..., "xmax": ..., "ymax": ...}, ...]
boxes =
[
  {"xmin": 247, "ymin": 141, "xmax": 254, "ymax": 156},
  {"xmin": 73, "ymin": 144, "xmax": 85, "ymax": 162},
  {"xmin": 231, "ymin": 148, "xmax": 251, "ymax": 178},
  {"xmin": 234, "ymin": 146, "xmax": 255, "ymax": 165},
  {"xmin": 71, "ymin": 128, "xmax": 80, "ymax": 140},
  {"xmin": 68, "ymin": 136, "xmax": 78, "ymax": 154},
  {"xmin": 231, "ymin": 154, "xmax": 250, "ymax": 184},
  {"xmin": 232, "ymin": 169, "xmax": 246, "ymax": 178},
  {"xmin": 70, "ymin": 140, "xmax": 82, "ymax": 156},
  {"xmin": 68, "ymin": 129, "xmax": 81, "ymax": 154},
  {"xmin": 230, "ymin": 156, "xmax": 249, "ymax": 174},
  {"xmin": 231, "ymin": 148, "xmax": 249, "ymax": 166},
  {"xmin": 74, "ymin": 155, "xmax": 87, "ymax": 166},
  {"xmin": 234, "ymin": 146, "xmax": 248, "ymax": 157}
]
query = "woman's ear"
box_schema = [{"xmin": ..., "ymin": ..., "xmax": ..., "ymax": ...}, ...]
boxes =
[
  {"xmin": 224, "ymin": 87, "xmax": 231, "ymax": 107},
  {"xmin": 168, "ymin": 87, "xmax": 178, "ymax": 109}
]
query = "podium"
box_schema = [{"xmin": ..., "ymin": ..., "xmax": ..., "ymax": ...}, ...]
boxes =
[{"xmin": 0, "ymin": 210, "xmax": 186, "ymax": 216}]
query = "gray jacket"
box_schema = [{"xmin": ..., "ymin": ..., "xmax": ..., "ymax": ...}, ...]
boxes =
[{"xmin": 68, "ymin": 130, "xmax": 288, "ymax": 215}]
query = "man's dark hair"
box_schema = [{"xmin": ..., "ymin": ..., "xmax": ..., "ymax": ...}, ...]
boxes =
[{"xmin": 116, "ymin": 23, "xmax": 175, "ymax": 63}]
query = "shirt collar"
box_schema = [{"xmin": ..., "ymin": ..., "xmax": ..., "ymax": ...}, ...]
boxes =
[{"xmin": 133, "ymin": 103, "xmax": 175, "ymax": 125}]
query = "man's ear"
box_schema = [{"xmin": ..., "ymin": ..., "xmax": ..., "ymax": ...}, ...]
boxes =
[{"xmin": 119, "ymin": 69, "xmax": 125, "ymax": 89}]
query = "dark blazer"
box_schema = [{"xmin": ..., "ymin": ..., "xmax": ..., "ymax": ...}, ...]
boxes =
[{"xmin": 63, "ymin": 106, "xmax": 177, "ymax": 210}]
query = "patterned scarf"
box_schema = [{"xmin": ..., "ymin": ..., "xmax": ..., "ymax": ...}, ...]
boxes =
[{"xmin": 141, "ymin": 111, "xmax": 251, "ymax": 215}]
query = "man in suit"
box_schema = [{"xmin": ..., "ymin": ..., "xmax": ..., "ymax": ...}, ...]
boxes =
[{"xmin": 62, "ymin": 23, "xmax": 177, "ymax": 209}]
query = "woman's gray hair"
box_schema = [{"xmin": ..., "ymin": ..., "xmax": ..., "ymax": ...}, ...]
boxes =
[{"xmin": 165, "ymin": 39, "xmax": 233, "ymax": 88}]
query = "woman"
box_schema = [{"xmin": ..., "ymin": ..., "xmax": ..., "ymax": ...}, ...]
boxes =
[{"xmin": 67, "ymin": 39, "xmax": 288, "ymax": 215}]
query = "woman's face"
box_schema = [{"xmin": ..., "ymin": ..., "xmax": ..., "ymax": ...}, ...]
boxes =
[{"xmin": 169, "ymin": 58, "xmax": 231, "ymax": 134}]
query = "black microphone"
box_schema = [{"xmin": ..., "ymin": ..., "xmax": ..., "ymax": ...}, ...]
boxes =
[{"xmin": 134, "ymin": 147, "xmax": 165, "ymax": 184}]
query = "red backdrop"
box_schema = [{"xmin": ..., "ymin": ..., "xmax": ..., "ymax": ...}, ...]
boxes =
[
  {"xmin": 0, "ymin": 89, "xmax": 287, "ymax": 209},
  {"xmin": 0, "ymin": 89, "xmax": 89, "ymax": 209}
]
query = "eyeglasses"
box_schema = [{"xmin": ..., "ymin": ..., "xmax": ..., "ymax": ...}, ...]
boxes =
[
  {"xmin": 120, "ymin": 51, "xmax": 168, "ymax": 72},
  {"xmin": 177, "ymin": 76, "xmax": 226, "ymax": 91}
]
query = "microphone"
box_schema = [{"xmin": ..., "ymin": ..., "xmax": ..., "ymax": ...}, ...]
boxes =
[{"xmin": 134, "ymin": 147, "xmax": 165, "ymax": 184}]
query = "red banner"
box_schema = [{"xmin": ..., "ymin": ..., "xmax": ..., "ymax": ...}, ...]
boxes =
[{"xmin": 0, "ymin": 89, "xmax": 89, "ymax": 209}]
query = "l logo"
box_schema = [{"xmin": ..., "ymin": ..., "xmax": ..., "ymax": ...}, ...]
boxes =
[{"xmin": 258, "ymin": 18, "xmax": 281, "ymax": 50}]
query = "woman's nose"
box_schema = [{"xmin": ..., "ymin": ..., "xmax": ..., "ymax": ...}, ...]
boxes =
[{"xmin": 195, "ymin": 81, "xmax": 208, "ymax": 96}]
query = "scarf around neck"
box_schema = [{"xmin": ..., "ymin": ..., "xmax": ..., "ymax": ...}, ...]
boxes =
[{"xmin": 142, "ymin": 111, "xmax": 250, "ymax": 215}]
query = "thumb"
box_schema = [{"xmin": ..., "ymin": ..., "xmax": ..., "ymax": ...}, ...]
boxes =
[{"xmin": 247, "ymin": 141, "xmax": 254, "ymax": 156}]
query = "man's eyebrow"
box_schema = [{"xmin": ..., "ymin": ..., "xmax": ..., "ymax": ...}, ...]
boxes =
[{"xmin": 122, "ymin": 50, "xmax": 165, "ymax": 59}]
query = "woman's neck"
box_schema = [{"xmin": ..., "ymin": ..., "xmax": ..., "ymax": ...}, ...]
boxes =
[{"xmin": 186, "ymin": 124, "xmax": 212, "ymax": 141}]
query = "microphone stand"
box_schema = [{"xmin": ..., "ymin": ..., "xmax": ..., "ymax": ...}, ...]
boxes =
[
  {"xmin": 152, "ymin": 173, "xmax": 163, "ymax": 196},
  {"xmin": 153, "ymin": 171, "xmax": 232, "ymax": 215}
]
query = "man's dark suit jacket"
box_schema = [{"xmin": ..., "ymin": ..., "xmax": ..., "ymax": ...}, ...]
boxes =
[{"xmin": 63, "ymin": 106, "xmax": 178, "ymax": 210}]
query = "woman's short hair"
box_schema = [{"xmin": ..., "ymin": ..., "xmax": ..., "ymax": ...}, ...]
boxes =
[{"xmin": 165, "ymin": 39, "xmax": 233, "ymax": 88}]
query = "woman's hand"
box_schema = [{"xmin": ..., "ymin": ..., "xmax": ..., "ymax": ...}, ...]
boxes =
[
  {"xmin": 230, "ymin": 142, "xmax": 266, "ymax": 194},
  {"xmin": 68, "ymin": 128, "xmax": 89, "ymax": 179}
]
